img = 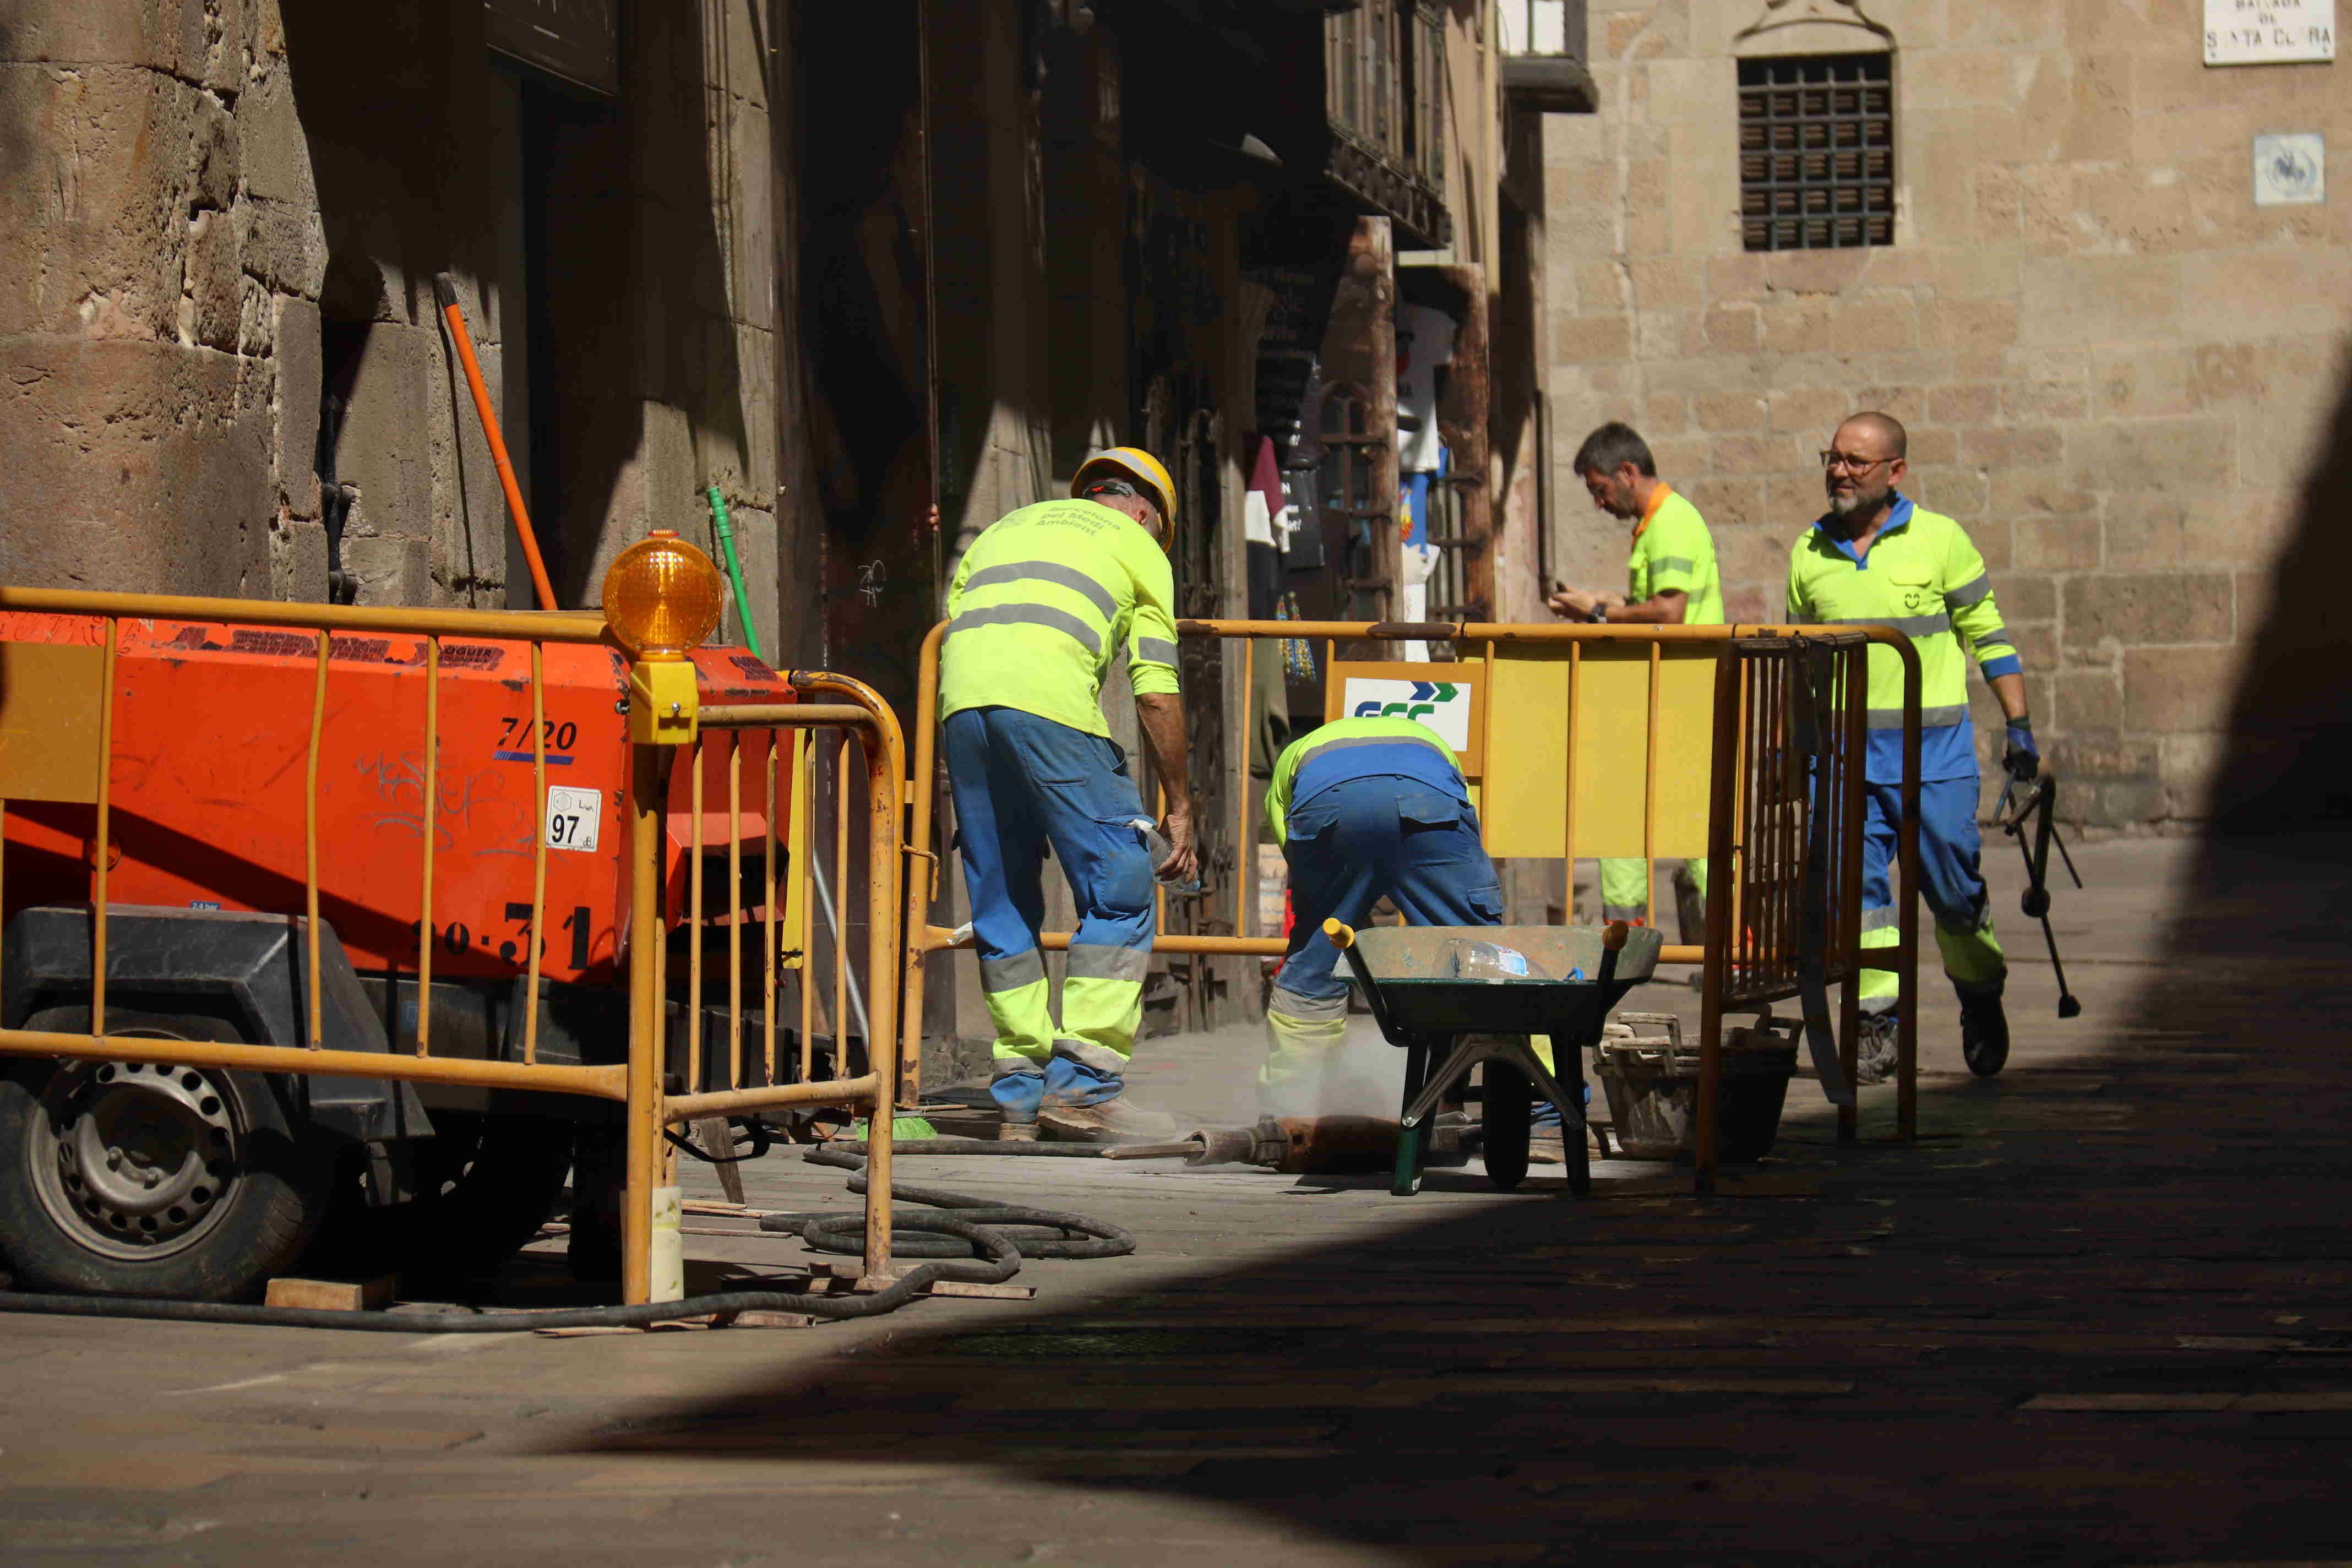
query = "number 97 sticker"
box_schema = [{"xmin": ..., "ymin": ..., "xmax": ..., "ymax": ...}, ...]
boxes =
[{"xmin": 544, "ymin": 786, "xmax": 603, "ymax": 853}]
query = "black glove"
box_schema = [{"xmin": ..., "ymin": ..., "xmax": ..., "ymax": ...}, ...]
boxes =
[{"xmin": 2003, "ymin": 719, "xmax": 2039, "ymax": 783}]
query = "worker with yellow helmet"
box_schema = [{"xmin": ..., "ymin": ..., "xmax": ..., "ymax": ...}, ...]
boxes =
[{"xmin": 939, "ymin": 448, "xmax": 1197, "ymax": 1142}]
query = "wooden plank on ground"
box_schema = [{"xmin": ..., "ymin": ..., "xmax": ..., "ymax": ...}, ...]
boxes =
[
  {"xmin": 693, "ymin": 1115, "xmax": 748, "ymax": 1204},
  {"xmin": 265, "ymin": 1275, "xmax": 396, "ymax": 1311}
]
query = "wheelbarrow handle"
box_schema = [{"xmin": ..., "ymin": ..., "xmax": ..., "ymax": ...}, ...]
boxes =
[{"xmin": 1324, "ymin": 919, "xmax": 1406, "ymax": 1048}]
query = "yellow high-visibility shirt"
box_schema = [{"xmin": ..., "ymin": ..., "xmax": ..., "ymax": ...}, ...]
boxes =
[
  {"xmin": 1784, "ymin": 494, "xmax": 2018, "ymax": 782},
  {"xmin": 939, "ymin": 498, "xmax": 1180, "ymax": 738},
  {"xmin": 1629, "ymin": 486, "xmax": 1724, "ymax": 626}
]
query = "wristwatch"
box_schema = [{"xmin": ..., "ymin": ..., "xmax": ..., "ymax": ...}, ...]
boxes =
[{"xmin": 1586, "ymin": 603, "xmax": 1609, "ymax": 624}]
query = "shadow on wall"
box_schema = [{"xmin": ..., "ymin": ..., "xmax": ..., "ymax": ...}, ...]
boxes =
[
  {"xmin": 796, "ymin": 0, "xmax": 932, "ymax": 710},
  {"xmin": 280, "ymin": 2, "xmax": 751, "ymax": 609},
  {"xmin": 2204, "ymin": 345, "xmax": 2352, "ymax": 831}
]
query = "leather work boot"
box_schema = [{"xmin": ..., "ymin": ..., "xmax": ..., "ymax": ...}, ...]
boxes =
[
  {"xmin": 1672, "ymin": 863, "xmax": 1708, "ymax": 948},
  {"xmin": 1855, "ymin": 1010, "xmax": 1900, "ymax": 1086},
  {"xmin": 1959, "ymin": 987, "xmax": 2011, "ymax": 1077},
  {"xmin": 1037, "ymin": 1097, "xmax": 1180, "ymax": 1144}
]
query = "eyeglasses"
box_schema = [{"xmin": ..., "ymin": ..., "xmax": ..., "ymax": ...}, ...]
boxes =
[
  {"xmin": 1819, "ymin": 450, "xmax": 1894, "ymax": 474},
  {"xmin": 1082, "ymin": 478, "xmax": 1141, "ymax": 500}
]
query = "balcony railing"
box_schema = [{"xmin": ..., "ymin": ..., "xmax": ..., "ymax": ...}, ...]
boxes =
[{"xmin": 1325, "ymin": 0, "xmax": 1451, "ymax": 247}]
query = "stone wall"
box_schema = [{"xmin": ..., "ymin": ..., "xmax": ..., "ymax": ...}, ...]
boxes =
[
  {"xmin": 1, "ymin": 1, "xmax": 322, "ymax": 598},
  {"xmin": 1, "ymin": 0, "xmax": 782, "ymax": 645},
  {"xmin": 1542, "ymin": 0, "xmax": 2352, "ymax": 826}
]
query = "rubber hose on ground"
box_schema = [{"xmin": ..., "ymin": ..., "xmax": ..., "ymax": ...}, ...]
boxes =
[
  {"xmin": 775, "ymin": 1145, "xmax": 1136, "ymax": 1261},
  {"xmin": 0, "ymin": 1149, "xmax": 1127, "ymax": 1333},
  {"xmin": 820, "ymin": 1137, "xmax": 1123, "ymax": 1157}
]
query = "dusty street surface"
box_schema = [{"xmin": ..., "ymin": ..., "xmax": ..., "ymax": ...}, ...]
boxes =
[{"xmin": 6, "ymin": 831, "xmax": 2351, "ymax": 1565}]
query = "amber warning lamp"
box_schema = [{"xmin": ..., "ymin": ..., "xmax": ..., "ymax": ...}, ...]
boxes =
[{"xmin": 603, "ymin": 529, "xmax": 723, "ymax": 745}]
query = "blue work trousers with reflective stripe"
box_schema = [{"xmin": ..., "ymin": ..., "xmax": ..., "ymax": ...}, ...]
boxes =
[
  {"xmin": 945, "ymin": 706, "xmax": 1156, "ymax": 1096},
  {"xmin": 1274, "ymin": 778, "xmax": 1504, "ymax": 1008},
  {"xmin": 1858, "ymin": 775, "xmax": 2005, "ymax": 1010}
]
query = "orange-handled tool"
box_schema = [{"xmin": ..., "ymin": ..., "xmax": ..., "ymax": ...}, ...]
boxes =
[{"xmin": 433, "ymin": 275, "xmax": 560, "ymax": 611}]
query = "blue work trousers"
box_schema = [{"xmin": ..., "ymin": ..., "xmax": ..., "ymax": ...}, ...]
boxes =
[
  {"xmin": 1273, "ymin": 777, "xmax": 1504, "ymax": 1009},
  {"xmin": 944, "ymin": 706, "xmax": 1156, "ymax": 1117},
  {"xmin": 1858, "ymin": 776, "xmax": 2006, "ymax": 1010}
]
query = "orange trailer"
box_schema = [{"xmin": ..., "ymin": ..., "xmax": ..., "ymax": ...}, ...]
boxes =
[{"xmin": 0, "ymin": 566, "xmax": 862, "ymax": 1303}]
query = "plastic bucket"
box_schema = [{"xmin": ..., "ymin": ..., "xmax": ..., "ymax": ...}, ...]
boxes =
[{"xmin": 1594, "ymin": 1032, "xmax": 1796, "ymax": 1163}]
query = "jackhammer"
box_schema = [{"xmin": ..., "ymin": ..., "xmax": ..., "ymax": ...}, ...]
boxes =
[
  {"xmin": 1110, "ymin": 1114, "xmax": 1469, "ymax": 1174},
  {"xmin": 1997, "ymin": 768, "xmax": 2084, "ymax": 1019}
]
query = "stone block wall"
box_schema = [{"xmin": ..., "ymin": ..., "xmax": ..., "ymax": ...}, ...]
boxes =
[
  {"xmin": 1542, "ymin": 0, "xmax": 2351, "ymax": 827},
  {"xmin": 1, "ymin": 0, "xmax": 324, "ymax": 598},
  {"xmin": 1, "ymin": 0, "xmax": 785, "ymax": 645}
]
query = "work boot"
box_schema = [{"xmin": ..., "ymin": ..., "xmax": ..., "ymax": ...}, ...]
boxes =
[
  {"xmin": 1958, "ymin": 986, "xmax": 2010, "ymax": 1078},
  {"xmin": 1855, "ymin": 1010, "xmax": 1900, "ymax": 1086},
  {"xmin": 1672, "ymin": 862, "xmax": 1708, "ymax": 948},
  {"xmin": 1038, "ymin": 1097, "xmax": 1180, "ymax": 1144},
  {"xmin": 990, "ymin": 1068, "xmax": 1046, "ymax": 1140}
]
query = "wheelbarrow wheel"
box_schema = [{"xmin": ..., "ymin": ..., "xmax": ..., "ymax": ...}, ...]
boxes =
[{"xmin": 1482, "ymin": 1063, "xmax": 1532, "ymax": 1191}]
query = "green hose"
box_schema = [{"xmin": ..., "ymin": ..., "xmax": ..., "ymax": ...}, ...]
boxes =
[{"xmin": 706, "ymin": 485, "xmax": 765, "ymax": 662}]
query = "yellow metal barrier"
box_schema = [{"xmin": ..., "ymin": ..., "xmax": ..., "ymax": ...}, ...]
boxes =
[
  {"xmin": 901, "ymin": 617, "xmax": 1922, "ymax": 1183},
  {"xmin": 0, "ymin": 587, "xmax": 899, "ymax": 1306}
]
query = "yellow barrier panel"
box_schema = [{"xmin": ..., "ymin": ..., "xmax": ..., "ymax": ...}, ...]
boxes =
[{"xmin": 903, "ymin": 615, "xmax": 1924, "ymax": 1185}]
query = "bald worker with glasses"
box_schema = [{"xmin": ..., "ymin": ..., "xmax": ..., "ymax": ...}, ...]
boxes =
[{"xmin": 1785, "ymin": 412, "xmax": 2037, "ymax": 1082}]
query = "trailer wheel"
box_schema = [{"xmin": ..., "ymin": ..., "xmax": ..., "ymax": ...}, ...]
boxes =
[
  {"xmin": 0, "ymin": 1010, "xmax": 333, "ymax": 1301},
  {"xmin": 312, "ymin": 1112, "xmax": 573, "ymax": 1281},
  {"xmin": 1482, "ymin": 1063, "xmax": 1532, "ymax": 1191}
]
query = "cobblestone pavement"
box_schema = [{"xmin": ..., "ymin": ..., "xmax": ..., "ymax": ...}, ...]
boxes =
[{"xmin": 4, "ymin": 832, "xmax": 2350, "ymax": 1566}]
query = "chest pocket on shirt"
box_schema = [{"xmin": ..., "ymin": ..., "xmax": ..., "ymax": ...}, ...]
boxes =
[{"xmin": 1883, "ymin": 565, "xmax": 1940, "ymax": 617}]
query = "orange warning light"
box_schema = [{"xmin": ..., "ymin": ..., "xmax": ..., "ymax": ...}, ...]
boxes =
[{"xmin": 602, "ymin": 530, "xmax": 723, "ymax": 659}]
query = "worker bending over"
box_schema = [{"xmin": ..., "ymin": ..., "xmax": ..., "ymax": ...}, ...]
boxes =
[
  {"xmin": 1260, "ymin": 716, "xmax": 1512, "ymax": 1109},
  {"xmin": 1547, "ymin": 421, "xmax": 1721, "ymax": 937},
  {"xmin": 1787, "ymin": 412, "xmax": 2036, "ymax": 1081},
  {"xmin": 941, "ymin": 448, "xmax": 1197, "ymax": 1142}
]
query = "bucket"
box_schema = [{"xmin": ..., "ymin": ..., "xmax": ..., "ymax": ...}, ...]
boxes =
[{"xmin": 1593, "ymin": 1012, "xmax": 1797, "ymax": 1163}]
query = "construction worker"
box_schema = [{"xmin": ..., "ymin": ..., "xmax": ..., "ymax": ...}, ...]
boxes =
[
  {"xmin": 1787, "ymin": 412, "xmax": 2035, "ymax": 1081},
  {"xmin": 1547, "ymin": 422, "xmax": 1722, "ymax": 935},
  {"xmin": 940, "ymin": 449, "xmax": 1197, "ymax": 1142},
  {"xmin": 1258, "ymin": 715, "xmax": 1521, "ymax": 1112}
]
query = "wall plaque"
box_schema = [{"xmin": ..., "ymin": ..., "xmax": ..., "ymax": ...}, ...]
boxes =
[
  {"xmin": 2253, "ymin": 133, "xmax": 2326, "ymax": 204},
  {"xmin": 2205, "ymin": 0, "xmax": 2335, "ymax": 64}
]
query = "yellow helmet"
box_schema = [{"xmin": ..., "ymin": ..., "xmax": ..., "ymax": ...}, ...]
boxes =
[{"xmin": 1071, "ymin": 447, "xmax": 1176, "ymax": 547}]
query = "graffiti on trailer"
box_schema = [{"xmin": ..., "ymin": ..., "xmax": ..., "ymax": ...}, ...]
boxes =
[{"xmin": 352, "ymin": 751, "xmax": 534, "ymax": 857}]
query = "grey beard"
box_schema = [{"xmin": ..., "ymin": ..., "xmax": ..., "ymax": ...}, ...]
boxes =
[{"xmin": 1828, "ymin": 491, "xmax": 1861, "ymax": 517}]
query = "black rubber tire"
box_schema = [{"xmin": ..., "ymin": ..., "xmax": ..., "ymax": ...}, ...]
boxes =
[
  {"xmin": 308, "ymin": 1111, "xmax": 574, "ymax": 1281},
  {"xmin": 0, "ymin": 1009, "xmax": 334, "ymax": 1302},
  {"xmin": 1482, "ymin": 1063, "xmax": 1532, "ymax": 1191}
]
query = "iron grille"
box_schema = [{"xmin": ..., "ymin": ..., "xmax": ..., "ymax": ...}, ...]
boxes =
[{"xmin": 1737, "ymin": 55, "xmax": 1893, "ymax": 252}]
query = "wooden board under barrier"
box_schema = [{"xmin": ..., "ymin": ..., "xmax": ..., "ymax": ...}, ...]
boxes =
[{"xmin": 1477, "ymin": 640, "xmax": 1716, "ymax": 861}]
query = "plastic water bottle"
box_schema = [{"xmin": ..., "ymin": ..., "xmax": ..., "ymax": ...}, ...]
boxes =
[
  {"xmin": 1129, "ymin": 818, "xmax": 1201, "ymax": 893},
  {"xmin": 1441, "ymin": 938, "xmax": 1544, "ymax": 982}
]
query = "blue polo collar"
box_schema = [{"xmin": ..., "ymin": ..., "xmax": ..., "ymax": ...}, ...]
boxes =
[{"xmin": 1811, "ymin": 492, "xmax": 1913, "ymax": 567}]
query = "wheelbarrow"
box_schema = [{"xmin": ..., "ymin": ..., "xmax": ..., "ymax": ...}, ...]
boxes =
[{"xmin": 1326, "ymin": 918, "xmax": 1662, "ymax": 1198}]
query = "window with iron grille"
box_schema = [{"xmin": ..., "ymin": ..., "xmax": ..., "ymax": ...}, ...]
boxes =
[{"xmin": 1738, "ymin": 55, "xmax": 1893, "ymax": 251}]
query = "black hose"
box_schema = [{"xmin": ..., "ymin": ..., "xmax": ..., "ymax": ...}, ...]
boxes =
[
  {"xmin": 776, "ymin": 1145, "xmax": 1135, "ymax": 1261},
  {"xmin": 821, "ymin": 1136, "xmax": 1112, "ymax": 1157},
  {"xmin": 0, "ymin": 1148, "xmax": 1128, "ymax": 1333}
]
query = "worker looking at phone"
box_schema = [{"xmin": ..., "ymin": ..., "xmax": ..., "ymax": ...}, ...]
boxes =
[{"xmin": 1547, "ymin": 422, "xmax": 1721, "ymax": 938}]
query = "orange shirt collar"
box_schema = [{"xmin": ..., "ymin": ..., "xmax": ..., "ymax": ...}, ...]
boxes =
[{"xmin": 1632, "ymin": 482, "xmax": 1675, "ymax": 542}]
